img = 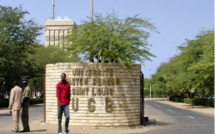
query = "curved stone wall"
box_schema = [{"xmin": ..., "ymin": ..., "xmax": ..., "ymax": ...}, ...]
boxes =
[{"xmin": 45, "ymin": 62, "xmax": 141, "ymax": 126}]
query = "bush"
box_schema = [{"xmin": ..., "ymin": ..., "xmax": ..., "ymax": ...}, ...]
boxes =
[
  {"xmin": 193, "ymin": 98, "xmax": 214, "ymax": 107},
  {"xmin": 184, "ymin": 98, "xmax": 193, "ymax": 104},
  {"xmin": 208, "ymin": 99, "xmax": 214, "ymax": 108},
  {"xmin": 175, "ymin": 97, "xmax": 184, "ymax": 102},
  {"xmin": 194, "ymin": 96, "xmax": 200, "ymax": 99},
  {"xmin": 175, "ymin": 97, "xmax": 214, "ymax": 108},
  {"xmin": 184, "ymin": 97, "xmax": 214, "ymax": 107},
  {"xmin": 169, "ymin": 96, "xmax": 177, "ymax": 101},
  {"xmin": 30, "ymin": 98, "xmax": 43, "ymax": 105},
  {"xmin": 169, "ymin": 96, "xmax": 184, "ymax": 102},
  {"xmin": 0, "ymin": 98, "xmax": 9, "ymax": 108},
  {"xmin": 0, "ymin": 98, "xmax": 43, "ymax": 108}
]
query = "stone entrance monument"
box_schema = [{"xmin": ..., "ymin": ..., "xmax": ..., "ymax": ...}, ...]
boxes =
[{"xmin": 45, "ymin": 62, "xmax": 143, "ymax": 126}]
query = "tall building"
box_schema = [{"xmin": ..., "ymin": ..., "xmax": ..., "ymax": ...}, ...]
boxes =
[{"xmin": 44, "ymin": 16, "xmax": 76, "ymax": 48}]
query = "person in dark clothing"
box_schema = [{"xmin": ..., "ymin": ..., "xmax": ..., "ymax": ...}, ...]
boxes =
[
  {"xmin": 56, "ymin": 73, "xmax": 71, "ymax": 134},
  {"xmin": 21, "ymin": 79, "xmax": 31, "ymax": 132}
]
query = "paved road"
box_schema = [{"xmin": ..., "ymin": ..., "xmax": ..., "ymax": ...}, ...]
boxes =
[
  {"xmin": 144, "ymin": 99, "xmax": 214, "ymax": 134},
  {"xmin": 0, "ymin": 105, "xmax": 46, "ymax": 134},
  {"xmin": 0, "ymin": 100, "xmax": 214, "ymax": 134}
]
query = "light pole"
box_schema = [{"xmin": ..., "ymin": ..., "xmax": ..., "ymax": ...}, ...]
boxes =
[
  {"xmin": 149, "ymin": 69, "xmax": 152, "ymax": 98},
  {"xmin": 52, "ymin": 0, "xmax": 55, "ymax": 19},
  {"xmin": 150, "ymin": 83, "xmax": 152, "ymax": 98},
  {"xmin": 90, "ymin": 0, "xmax": 93, "ymax": 22},
  {"xmin": 191, "ymin": 88, "xmax": 195, "ymax": 108}
]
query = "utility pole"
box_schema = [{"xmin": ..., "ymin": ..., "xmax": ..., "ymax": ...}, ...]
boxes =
[
  {"xmin": 90, "ymin": 0, "xmax": 93, "ymax": 22},
  {"xmin": 52, "ymin": 0, "xmax": 55, "ymax": 19},
  {"xmin": 150, "ymin": 83, "xmax": 152, "ymax": 98},
  {"xmin": 150, "ymin": 69, "xmax": 152, "ymax": 98}
]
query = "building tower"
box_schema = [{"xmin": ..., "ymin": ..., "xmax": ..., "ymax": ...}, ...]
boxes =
[{"xmin": 44, "ymin": 17, "xmax": 76, "ymax": 48}]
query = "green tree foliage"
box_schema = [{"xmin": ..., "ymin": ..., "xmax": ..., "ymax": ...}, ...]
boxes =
[
  {"xmin": 0, "ymin": 5, "xmax": 42, "ymax": 90},
  {"xmin": 178, "ymin": 30, "xmax": 214, "ymax": 96},
  {"xmin": 66, "ymin": 13, "xmax": 158, "ymax": 65},
  {"xmin": 144, "ymin": 77, "xmax": 166, "ymax": 98},
  {"xmin": 144, "ymin": 78, "xmax": 151, "ymax": 97},
  {"xmin": 152, "ymin": 30, "xmax": 214, "ymax": 98},
  {"xmin": 29, "ymin": 45, "xmax": 80, "ymax": 95},
  {"xmin": 30, "ymin": 45, "xmax": 80, "ymax": 74}
]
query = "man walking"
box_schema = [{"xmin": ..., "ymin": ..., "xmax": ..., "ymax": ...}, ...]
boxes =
[
  {"xmin": 21, "ymin": 79, "xmax": 31, "ymax": 132},
  {"xmin": 56, "ymin": 73, "xmax": 71, "ymax": 134},
  {"xmin": 8, "ymin": 81, "xmax": 22, "ymax": 133}
]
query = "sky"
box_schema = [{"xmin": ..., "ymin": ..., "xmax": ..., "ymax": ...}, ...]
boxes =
[{"xmin": 0, "ymin": 0, "xmax": 213, "ymax": 78}]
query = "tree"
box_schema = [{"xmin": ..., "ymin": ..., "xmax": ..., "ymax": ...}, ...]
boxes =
[
  {"xmin": 152, "ymin": 30, "xmax": 214, "ymax": 98},
  {"xmin": 144, "ymin": 78, "xmax": 151, "ymax": 98},
  {"xmin": 30, "ymin": 45, "xmax": 80, "ymax": 75},
  {"xmin": 0, "ymin": 5, "xmax": 42, "ymax": 91},
  {"xmin": 66, "ymin": 13, "xmax": 158, "ymax": 65},
  {"xmin": 29, "ymin": 45, "xmax": 80, "ymax": 97},
  {"xmin": 178, "ymin": 30, "xmax": 214, "ymax": 97}
]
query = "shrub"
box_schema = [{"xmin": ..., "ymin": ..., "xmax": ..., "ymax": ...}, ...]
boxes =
[
  {"xmin": 0, "ymin": 99, "xmax": 9, "ymax": 108},
  {"xmin": 193, "ymin": 98, "xmax": 214, "ymax": 107},
  {"xmin": 169, "ymin": 96, "xmax": 184, "ymax": 102},
  {"xmin": 208, "ymin": 99, "xmax": 214, "ymax": 108},
  {"xmin": 0, "ymin": 98, "xmax": 43, "ymax": 108},
  {"xmin": 194, "ymin": 96, "xmax": 200, "ymax": 99},
  {"xmin": 30, "ymin": 98, "xmax": 43, "ymax": 105},
  {"xmin": 184, "ymin": 98, "xmax": 193, "ymax": 104},
  {"xmin": 175, "ymin": 97, "xmax": 184, "ymax": 102}
]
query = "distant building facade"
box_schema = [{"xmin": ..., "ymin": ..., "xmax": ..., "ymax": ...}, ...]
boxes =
[{"xmin": 44, "ymin": 17, "xmax": 76, "ymax": 48}]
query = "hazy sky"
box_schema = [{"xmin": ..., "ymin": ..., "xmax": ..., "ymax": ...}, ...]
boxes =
[{"xmin": 0, "ymin": 0, "xmax": 213, "ymax": 78}]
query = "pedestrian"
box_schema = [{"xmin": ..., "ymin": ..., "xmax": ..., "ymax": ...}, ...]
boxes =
[
  {"xmin": 56, "ymin": 73, "xmax": 71, "ymax": 134},
  {"xmin": 8, "ymin": 81, "xmax": 22, "ymax": 133},
  {"xmin": 21, "ymin": 79, "xmax": 31, "ymax": 132}
]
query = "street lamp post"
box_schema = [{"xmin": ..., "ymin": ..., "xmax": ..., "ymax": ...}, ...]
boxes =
[
  {"xmin": 150, "ymin": 83, "xmax": 152, "ymax": 98},
  {"xmin": 52, "ymin": 0, "xmax": 55, "ymax": 19},
  {"xmin": 191, "ymin": 88, "xmax": 195, "ymax": 108},
  {"xmin": 90, "ymin": 0, "xmax": 93, "ymax": 22},
  {"xmin": 149, "ymin": 69, "xmax": 152, "ymax": 98}
]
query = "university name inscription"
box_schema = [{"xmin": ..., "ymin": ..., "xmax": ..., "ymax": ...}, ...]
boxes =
[{"xmin": 68, "ymin": 68, "xmax": 121, "ymax": 113}]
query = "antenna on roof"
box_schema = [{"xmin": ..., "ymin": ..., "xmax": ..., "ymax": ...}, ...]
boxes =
[{"xmin": 52, "ymin": 0, "xmax": 55, "ymax": 19}]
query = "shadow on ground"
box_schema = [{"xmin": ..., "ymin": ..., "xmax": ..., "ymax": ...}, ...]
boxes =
[
  {"xmin": 19, "ymin": 129, "xmax": 47, "ymax": 133},
  {"xmin": 0, "ymin": 113, "xmax": 11, "ymax": 117},
  {"xmin": 143, "ymin": 118, "xmax": 172, "ymax": 127}
]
